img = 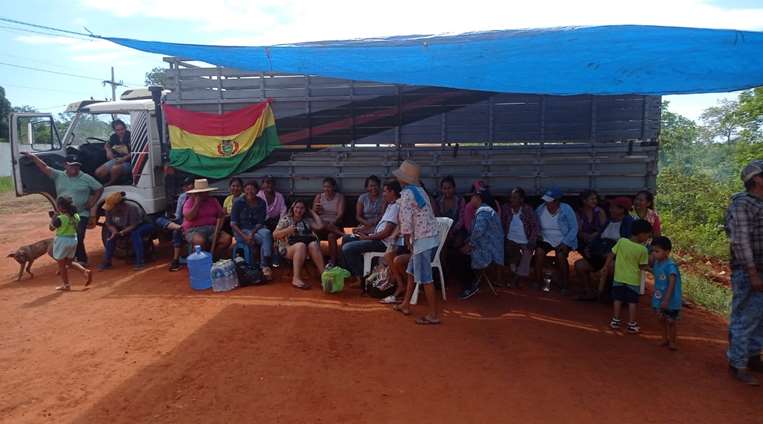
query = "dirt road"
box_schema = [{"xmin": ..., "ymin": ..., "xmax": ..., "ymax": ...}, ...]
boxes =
[{"xmin": 0, "ymin": 203, "xmax": 760, "ymax": 423}]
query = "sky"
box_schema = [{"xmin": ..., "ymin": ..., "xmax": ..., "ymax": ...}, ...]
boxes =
[{"xmin": 1, "ymin": 0, "xmax": 762, "ymax": 121}]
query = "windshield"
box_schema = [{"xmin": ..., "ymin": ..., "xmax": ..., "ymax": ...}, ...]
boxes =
[{"xmin": 63, "ymin": 113, "xmax": 132, "ymax": 146}]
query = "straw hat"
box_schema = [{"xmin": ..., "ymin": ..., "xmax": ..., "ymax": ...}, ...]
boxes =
[
  {"xmin": 102, "ymin": 191, "xmax": 125, "ymax": 212},
  {"xmin": 187, "ymin": 179, "xmax": 219, "ymax": 194},
  {"xmin": 392, "ymin": 160, "xmax": 421, "ymax": 185}
]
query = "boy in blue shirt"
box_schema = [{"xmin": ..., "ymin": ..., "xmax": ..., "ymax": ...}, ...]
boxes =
[{"xmin": 651, "ymin": 236, "xmax": 683, "ymax": 350}]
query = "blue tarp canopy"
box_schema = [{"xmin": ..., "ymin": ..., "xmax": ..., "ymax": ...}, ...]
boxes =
[{"xmin": 105, "ymin": 25, "xmax": 763, "ymax": 96}]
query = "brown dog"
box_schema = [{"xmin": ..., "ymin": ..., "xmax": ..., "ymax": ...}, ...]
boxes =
[{"xmin": 7, "ymin": 238, "xmax": 54, "ymax": 281}]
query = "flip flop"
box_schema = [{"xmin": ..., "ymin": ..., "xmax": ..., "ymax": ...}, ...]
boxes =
[
  {"xmin": 415, "ymin": 316, "xmax": 442, "ymax": 325},
  {"xmin": 392, "ymin": 304, "xmax": 411, "ymax": 316},
  {"xmin": 84, "ymin": 270, "xmax": 93, "ymax": 287},
  {"xmin": 292, "ymin": 280, "xmax": 311, "ymax": 290}
]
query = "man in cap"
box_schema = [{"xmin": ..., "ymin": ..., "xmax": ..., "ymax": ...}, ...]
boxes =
[
  {"xmin": 725, "ymin": 160, "xmax": 763, "ymax": 386},
  {"xmin": 534, "ymin": 187, "xmax": 578, "ymax": 291},
  {"xmin": 99, "ymin": 192, "xmax": 155, "ymax": 270},
  {"xmin": 22, "ymin": 152, "xmax": 103, "ymax": 265}
]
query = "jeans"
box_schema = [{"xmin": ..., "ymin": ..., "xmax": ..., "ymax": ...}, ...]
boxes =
[
  {"xmin": 341, "ymin": 237, "xmax": 386, "ymax": 277},
  {"xmin": 75, "ymin": 216, "xmax": 89, "ymax": 264},
  {"xmin": 727, "ymin": 269, "xmax": 763, "ymax": 368},
  {"xmin": 235, "ymin": 228, "xmax": 273, "ymax": 267},
  {"xmin": 104, "ymin": 223, "xmax": 155, "ymax": 265}
]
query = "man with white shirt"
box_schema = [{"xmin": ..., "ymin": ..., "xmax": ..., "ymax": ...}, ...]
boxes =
[{"xmin": 534, "ymin": 187, "xmax": 578, "ymax": 291}]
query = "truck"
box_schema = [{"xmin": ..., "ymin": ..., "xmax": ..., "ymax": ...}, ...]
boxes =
[{"xmin": 9, "ymin": 57, "xmax": 661, "ymax": 222}]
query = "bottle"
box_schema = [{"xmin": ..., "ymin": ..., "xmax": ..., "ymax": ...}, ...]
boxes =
[
  {"xmin": 212, "ymin": 259, "xmax": 239, "ymax": 292},
  {"xmin": 187, "ymin": 245, "xmax": 213, "ymax": 290},
  {"xmin": 543, "ymin": 270, "xmax": 553, "ymax": 292}
]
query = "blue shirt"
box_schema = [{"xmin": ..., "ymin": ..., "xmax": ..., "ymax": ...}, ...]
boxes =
[
  {"xmin": 231, "ymin": 196, "xmax": 267, "ymax": 230},
  {"xmin": 652, "ymin": 259, "xmax": 682, "ymax": 310},
  {"xmin": 175, "ymin": 192, "xmax": 188, "ymax": 225}
]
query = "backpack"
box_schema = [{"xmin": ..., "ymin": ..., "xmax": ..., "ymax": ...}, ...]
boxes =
[
  {"xmin": 233, "ymin": 256, "xmax": 264, "ymax": 286},
  {"xmin": 364, "ymin": 264, "xmax": 395, "ymax": 299}
]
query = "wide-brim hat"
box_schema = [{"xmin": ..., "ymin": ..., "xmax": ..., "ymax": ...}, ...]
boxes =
[
  {"xmin": 102, "ymin": 191, "xmax": 126, "ymax": 212},
  {"xmin": 187, "ymin": 179, "xmax": 219, "ymax": 194},
  {"xmin": 392, "ymin": 160, "xmax": 421, "ymax": 185}
]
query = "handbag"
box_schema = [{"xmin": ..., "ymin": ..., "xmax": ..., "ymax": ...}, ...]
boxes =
[
  {"xmin": 288, "ymin": 234, "xmax": 318, "ymax": 245},
  {"xmin": 233, "ymin": 256, "xmax": 264, "ymax": 286},
  {"xmin": 365, "ymin": 264, "xmax": 395, "ymax": 299}
]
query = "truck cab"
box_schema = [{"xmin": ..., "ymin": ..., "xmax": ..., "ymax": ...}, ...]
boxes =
[{"xmin": 9, "ymin": 89, "xmax": 166, "ymax": 216}]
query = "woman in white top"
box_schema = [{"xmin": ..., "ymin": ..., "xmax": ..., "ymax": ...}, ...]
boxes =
[
  {"xmin": 341, "ymin": 180, "xmax": 402, "ymax": 285},
  {"xmin": 312, "ymin": 177, "xmax": 346, "ymax": 264}
]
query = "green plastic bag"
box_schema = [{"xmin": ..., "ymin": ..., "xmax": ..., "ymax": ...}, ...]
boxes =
[{"xmin": 321, "ymin": 266, "xmax": 350, "ymax": 294}]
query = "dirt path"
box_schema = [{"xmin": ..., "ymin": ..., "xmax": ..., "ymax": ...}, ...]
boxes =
[{"xmin": 0, "ymin": 206, "xmax": 760, "ymax": 423}]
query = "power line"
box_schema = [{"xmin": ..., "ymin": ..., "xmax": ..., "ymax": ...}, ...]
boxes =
[
  {"xmin": 0, "ymin": 17, "xmax": 94, "ymax": 38},
  {"xmin": 0, "ymin": 24, "xmax": 93, "ymax": 41},
  {"xmin": 0, "ymin": 61, "xmax": 104, "ymax": 81}
]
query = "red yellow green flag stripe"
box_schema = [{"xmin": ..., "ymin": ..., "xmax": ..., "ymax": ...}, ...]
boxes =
[{"xmin": 163, "ymin": 101, "xmax": 280, "ymax": 178}]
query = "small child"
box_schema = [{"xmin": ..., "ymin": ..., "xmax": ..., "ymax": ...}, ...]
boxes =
[
  {"xmin": 50, "ymin": 196, "xmax": 92, "ymax": 291},
  {"xmin": 601, "ymin": 219, "xmax": 653, "ymax": 334},
  {"xmin": 650, "ymin": 236, "xmax": 682, "ymax": 350}
]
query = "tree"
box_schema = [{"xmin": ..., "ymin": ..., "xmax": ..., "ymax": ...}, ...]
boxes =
[
  {"xmin": 0, "ymin": 86, "xmax": 11, "ymax": 142},
  {"xmin": 699, "ymin": 99, "xmax": 742, "ymax": 144},
  {"xmin": 144, "ymin": 67, "xmax": 168, "ymax": 87}
]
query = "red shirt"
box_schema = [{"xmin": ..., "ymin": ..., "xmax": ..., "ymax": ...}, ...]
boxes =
[{"xmin": 182, "ymin": 196, "xmax": 223, "ymax": 230}]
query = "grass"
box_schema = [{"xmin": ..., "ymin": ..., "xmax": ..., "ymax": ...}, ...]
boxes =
[
  {"xmin": 682, "ymin": 271, "xmax": 732, "ymax": 317},
  {"xmin": 0, "ymin": 176, "xmax": 12, "ymax": 193}
]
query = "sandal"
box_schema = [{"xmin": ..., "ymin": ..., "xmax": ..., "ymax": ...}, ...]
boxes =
[
  {"xmin": 55, "ymin": 284, "xmax": 71, "ymax": 291},
  {"xmin": 379, "ymin": 295, "xmax": 400, "ymax": 304},
  {"xmin": 415, "ymin": 316, "xmax": 442, "ymax": 325},
  {"xmin": 392, "ymin": 304, "xmax": 411, "ymax": 315},
  {"xmin": 84, "ymin": 270, "xmax": 93, "ymax": 287},
  {"xmin": 292, "ymin": 280, "xmax": 311, "ymax": 290}
]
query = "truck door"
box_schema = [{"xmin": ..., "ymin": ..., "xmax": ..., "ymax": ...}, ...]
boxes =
[{"xmin": 9, "ymin": 113, "xmax": 66, "ymax": 202}]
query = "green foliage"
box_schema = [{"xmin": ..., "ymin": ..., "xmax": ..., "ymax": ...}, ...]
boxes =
[
  {"xmin": 0, "ymin": 176, "xmax": 11, "ymax": 193},
  {"xmin": 0, "ymin": 87, "xmax": 11, "ymax": 142},
  {"xmin": 681, "ymin": 271, "xmax": 732, "ymax": 317},
  {"xmin": 145, "ymin": 67, "xmax": 168, "ymax": 87}
]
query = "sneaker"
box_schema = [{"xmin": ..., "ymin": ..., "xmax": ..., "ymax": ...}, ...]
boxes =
[
  {"xmin": 133, "ymin": 263, "xmax": 145, "ymax": 271},
  {"xmin": 609, "ymin": 317, "xmax": 621, "ymax": 330},
  {"xmin": 627, "ymin": 321, "xmax": 641, "ymax": 334},
  {"xmin": 262, "ymin": 266, "xmax": 273, "ymax": 281},
  {"xmin": 169, "ymin": 260, "xmax": 181, "ymax": 272},
  {"xmin": 459, "ymin": 285, "xmax": 480, "ymax": 300},
  {"xmin": 729, "ymin": 366, "xmax": 760, "ymax": 386},
  {"xmin": 97, "ymin": 262, "xmax": 112, "ymax": 271},
  {"xmin": 55, "ymin": 284, "xmax": 71, "ymax": 291}
]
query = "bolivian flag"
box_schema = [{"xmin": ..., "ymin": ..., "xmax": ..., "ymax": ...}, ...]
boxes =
[{"xmin": 163, "ymin": 101, "xmax": 280, "ymax": 178}]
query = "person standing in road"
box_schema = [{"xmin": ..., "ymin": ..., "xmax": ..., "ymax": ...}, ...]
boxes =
[
  {"xmin": 725, "ymin": 160, "xmax": 763, "ymax": 386},
  {"xmin": 22, "ymin": 152, "xmax": 103, "ymax": 266}
]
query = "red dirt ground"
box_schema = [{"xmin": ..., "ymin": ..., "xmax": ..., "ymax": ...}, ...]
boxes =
[{"xmin": 0, "ymin": 206, "xmax": 761, "ymax": 423}]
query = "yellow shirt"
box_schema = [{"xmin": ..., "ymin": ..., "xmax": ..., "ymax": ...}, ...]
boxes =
[{"xmin": 223, "ymin": 194, "xmax": 241, "ymax": 215}]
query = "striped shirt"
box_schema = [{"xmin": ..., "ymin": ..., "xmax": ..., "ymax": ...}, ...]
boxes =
[{"xmin": 725, "ymin": 192, "xmax": 763, "ymax": 271}]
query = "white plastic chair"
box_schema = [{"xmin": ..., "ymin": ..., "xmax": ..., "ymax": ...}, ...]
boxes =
[
  {"xmin": 411, "ymin": 217, "xmax": 453, "ymax": 305},
  {"xmin": 362, "ymin": 251, "xmax": 386, "ymax": 277}
]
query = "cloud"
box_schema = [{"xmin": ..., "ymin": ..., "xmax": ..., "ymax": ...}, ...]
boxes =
[
  {"xmin": 15, "ymin": 34, "xmax": 148, "ymax": 66},
  {"xmin": 81, "ymin": 0, "xmax": 763, "ymax": 45}
]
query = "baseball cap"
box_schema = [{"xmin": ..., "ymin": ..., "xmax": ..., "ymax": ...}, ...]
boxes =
[
  {"xmin": 181, "ymin": 176, "xmax": 195, "ymax": 187},
  {"xmin": 64, "ymin": 155, "xmax": 82, "ymax": 167},
  {"xmin": 741, "ymin": 160, "xmax": 763, "ymax": 183},
  {"xmin": 542, "ymin": 187, "xmax": 563, "ymax": 203}
]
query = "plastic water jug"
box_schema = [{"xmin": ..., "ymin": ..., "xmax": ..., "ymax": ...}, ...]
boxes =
[
  {"xmin": 187, "ymin": 245, "xmax": 213, "ymax": 290},
  {"xmin": 211, "ymin": 259, "xmax": 239, "ymax": 292}
]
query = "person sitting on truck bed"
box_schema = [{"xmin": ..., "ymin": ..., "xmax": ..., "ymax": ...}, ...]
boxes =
[
  {"xmin": 354, "ymin": 175, "xmax": 384, "ymax": 235},
  {"xmin": 21, "ymin": 152, "xmax": 103, "ymax": 266},
  {"xmin": 231, "ymin": 180, "xmax": 273, "ymax": 280},
  {"xmin": 182, "ymin": 179, "xmax": 232, "ymax": 257},
  {"xmin": 257, "ymin": 175, "xmax": 287, "ymax": 231},
  {"xmin": 95, "ymin": 119, "xmax": 132, "ymax": 186},
  {"xmin": 534, "ymin": 187, "xmax": 578, "ymax": 291},
  {"xmin": 313, "ymin": 177, "xmax": 346, "ymax": 265}
]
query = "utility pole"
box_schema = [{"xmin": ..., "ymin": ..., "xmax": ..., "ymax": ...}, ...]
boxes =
[{"xmin": 102, "ymin": 66, "xmax": 125, "ymax": 101}]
